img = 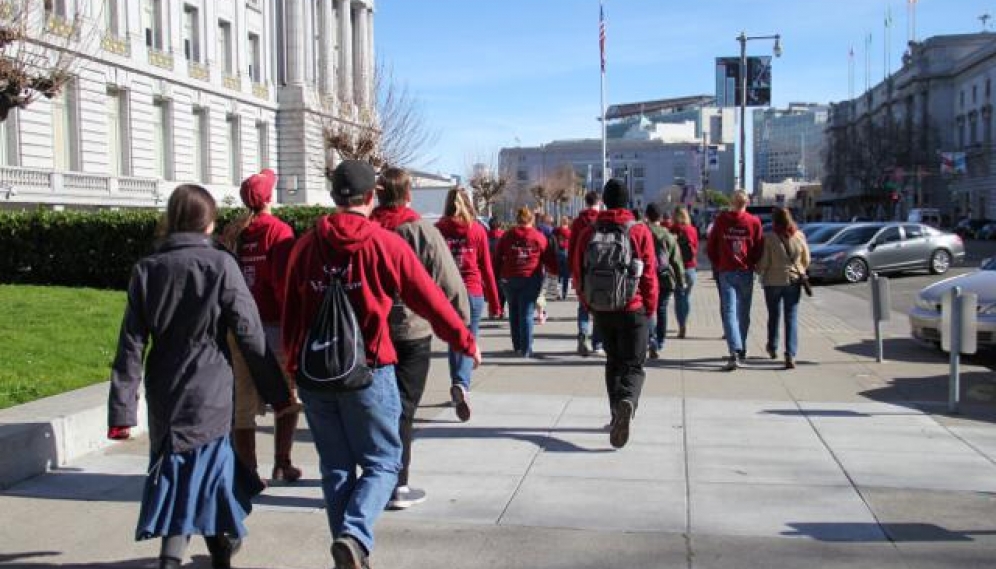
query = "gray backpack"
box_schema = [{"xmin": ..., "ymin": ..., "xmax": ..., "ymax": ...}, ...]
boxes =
[{"xmin": 582, "ymin": 221, "xmax": 639, "ymax": 311}]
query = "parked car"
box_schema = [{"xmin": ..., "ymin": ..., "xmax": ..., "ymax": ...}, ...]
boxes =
[
  {"xmin": 953, "ymin": 218, "xmax": 993, "ymax": 239},
  {"xmin": 801, "ymin": 222, "xmax": 848, "ymax": 245},
  {"xmin": 976, "ymin": 222, "xmax": 996, "ymax": 241},
  {"xmin": 908, "ymin": 208, "xmax": 942, "ymax": 227},
  {"xmin": 909, "ymin": 256, "xmax": 996, "ymax": 350},
  {"xmin": 807, "ymin": 222, "xmax": 965, "ymax": 283}
]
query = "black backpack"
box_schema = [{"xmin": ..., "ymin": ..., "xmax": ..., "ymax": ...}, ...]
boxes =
[
  {"xmin": 676, "ymin": 229, "xmax": 694, "ymax": 266},
  {"xmin": 581, "ymin": 221, "xmax": 639, "ymax": 311},
  {"xmin": 295, "ymin": 245, "xmax": 373, "ymax": 393}
]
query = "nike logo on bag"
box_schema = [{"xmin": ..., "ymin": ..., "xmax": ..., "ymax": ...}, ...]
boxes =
[{"xmin": 310, "ymin": 339, "xmax": 336, "ymax": 351}]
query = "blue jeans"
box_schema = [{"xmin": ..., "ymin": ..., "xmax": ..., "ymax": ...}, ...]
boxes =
[
  {"xmin": 650, "ymin": 290, "xmax": 673, "ymax": 350},
  {"xmin": 674, "ymin": 268, "xmax": 697, "ymax": 328},
  {"xmin": 717, "ymin": 271, "xmax": 754, "ymax": 355},
  {"xmin": 577, "ymin": 303, "xmax": 603, "ymax": 348},
  {"xmin": 299, "ymin": 367, "xmax": 402, "ymax": 554},
  {"xmin": 448, "ymin": 295, "xmax": 483, "ymax": 389},
  {"xmin": 764, "ymin": 285, "xmax": 802, "ymax": 358},
  {"xmin": 504, "ymin": 274, "xmax": 543, "ymax": 355}
]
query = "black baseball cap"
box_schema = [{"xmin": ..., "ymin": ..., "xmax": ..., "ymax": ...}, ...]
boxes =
[{"xmin": 331, "ymin": 160, "xmax": 377, "ymax": 198}]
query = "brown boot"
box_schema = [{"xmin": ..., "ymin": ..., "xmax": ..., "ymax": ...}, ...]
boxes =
[
  {"xmin": 678, "ymin": 325, "xmax": 687, "ymax": 339},
  {"xmin": 231, "ymin": 428, "xmax": 266, "ymax": 490},
  {"xmin": 272, "ymin": 412, "xmax": 302, "ymax": 483}
]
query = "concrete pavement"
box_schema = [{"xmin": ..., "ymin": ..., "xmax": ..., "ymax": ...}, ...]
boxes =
[{"xmin": 2, "ymin": 275, "xmax": 996, "ymax": 568}]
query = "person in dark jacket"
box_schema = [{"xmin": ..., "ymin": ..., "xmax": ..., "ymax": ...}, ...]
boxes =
[
  {"xmin": 645, "ymin": 203, "xmax": 684, "ymax": 359},
  {"xmin": 571, "ymin": 179, "xmax": 658, "ymax": 449},
  {"xmin": 282, "ymin": 160, "xmax": 481, "ymax": 569},
  {"xmin": 371, "ymin": 167, "xmax": 470, "ymax": 510},
  {"xmin": 569, "ymin": 191, "xmax": 604, "ymax": 356},
  {"xmin": 107, "ymin": 184, "xmax": 292, "ymax": 569},
  {"xmin": 221, "ymin": 168, "xmax": 302, "ymax": 488}
]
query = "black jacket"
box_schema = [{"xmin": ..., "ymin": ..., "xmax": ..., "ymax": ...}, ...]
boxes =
[{"xmin": 108, "ymin": 233, "xmax": 290, "ymax": 454}]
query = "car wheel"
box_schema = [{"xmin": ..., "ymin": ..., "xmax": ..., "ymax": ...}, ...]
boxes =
[
  {"xmin": 843, "ymin": 258, "xmax": 869, "ymax": 283},
  {"xmin": 929, "ymin": 249, "xmax": 951, "ymax": 275}
]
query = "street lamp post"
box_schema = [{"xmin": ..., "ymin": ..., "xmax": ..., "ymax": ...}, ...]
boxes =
[{"xmin": 737, "ymin": 31, "xmax": 782, "ymax": 193}]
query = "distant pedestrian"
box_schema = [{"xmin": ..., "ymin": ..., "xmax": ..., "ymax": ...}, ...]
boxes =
[
  {"xmin": 756, "ymin": 206, "xmax": 810, "ymax": 370},
  {"xmin": 645, "ymin": 203, "xmax": 684, "ymax": 359},
  {"xmin": 569, "ymin": 191, "xmax": 604, "ymax": 356},
  {"xmin": 221, "ymin": 168, "xmax": 303, "ymax": 489},
  {"xmin": 108, "ymin": 184, "xmax": 293, "ymax": 569},
  {"xmin": 437, "ymin": 187, "xmax": 502, "ymax": 421},
  {"xmin": 371, "ymin": 168, "xmax": 470, "ymax": 510},
  {"xmin": 670, "ymin": 206, "xmax": 699, "ymax": 339},
  {"xmin": 707, "ymin": 190, "xmax": 764, "ymax": 370},
  {"xmin": 573, "ymin": 179, "xmax": 658, "ymax": 448},
  {"xmin": 282, "ymin": 160, "xmax": 480, "ymax": 569},
  {"xmin": 496, "ymin": 206, "xmax": 557, "ymax": 357},
  {"xmin": 487, "ymin": 217, "xmax": 507, "ymax": 315},
  {"xmin": 553, "ymin": 216, "xmax": 572, "ymax": 299}
]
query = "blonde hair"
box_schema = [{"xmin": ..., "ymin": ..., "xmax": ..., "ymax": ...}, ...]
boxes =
[
  {"xmin": 731, "ymin": 190, "xmax": 749, "ymax": 210},
  {"xmin": 516, "ymin": 206, "xmax": 534, "ymax": 226},
  {"xmin": 559, "ymin": 216, "xmax": 570, "ymax": 227},
  {"xmin": 444, "ymin": 187, "xmax": 477, "ymax": 225},
  {"xmin": 673, "ymin": 206, "xmax": 691, "ymax": 226}
]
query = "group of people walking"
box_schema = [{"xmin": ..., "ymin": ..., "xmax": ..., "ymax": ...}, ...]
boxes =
[{"xmin": 106, "ymin": 164, "xmax": 810, "ymax": 569}]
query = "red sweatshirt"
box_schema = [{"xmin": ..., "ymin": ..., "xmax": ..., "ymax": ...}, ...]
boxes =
[
  {"xmin": 706, "ymin": 210, "xmax": 764, "ymax": 272},
  {"xmin": 370, "ymin": 204, "xmax": 421, "ymax": 230},
  {"xmin": 553, "ymin": 226, "xmax": 571, "ymax": 253},
  {"xmin": 495, "ymin": 225, "xmax": 557, "ymax": 278},
  {"xmin": 568, "ymin": 209, "xmax": 599, "ymax": 266},
  {"xmin": 571, "ymin": 209, "xmax": 659, "ymax": 315},
  {"xmin": 282, "ymin": 212, "xmax": 476, "ymax": 375},
  {"xmin": 670, "ymin": 223, "xmax": 700, "ymax": 269},
  {"xmin": 436, "ymin": 217, "xmax": 501, "ymax": 315},
  {"xmin": 238, "ymin": 213, "xmax": 295, "ymax": 324}
]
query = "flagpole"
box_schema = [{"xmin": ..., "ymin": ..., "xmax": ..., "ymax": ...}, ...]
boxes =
[
  {"xmin": 599, "ymin": 0, "xmax": 607, "ymax": 191},
  {"xmin": 848, "ymin": 47, "xmax": 855, "ymax": 99}
]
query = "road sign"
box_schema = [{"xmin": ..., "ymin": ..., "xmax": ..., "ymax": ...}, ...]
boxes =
[{"xmin": 941, "ymin": 289, "xmax": 978, "ymax": 355}]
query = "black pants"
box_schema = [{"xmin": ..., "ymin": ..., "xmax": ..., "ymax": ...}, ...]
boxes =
[
  {"xmin": 595, "ymin": 310, "xmax": 649, "ymax": 412},
  {"xmin": 394, "ymin": 336, "xmax": 432, "ymax": 487}
]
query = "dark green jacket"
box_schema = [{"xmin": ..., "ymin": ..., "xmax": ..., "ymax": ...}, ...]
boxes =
[{"xmin": 648, "ymin": 223, "xmax": 686, "ymax": 291}]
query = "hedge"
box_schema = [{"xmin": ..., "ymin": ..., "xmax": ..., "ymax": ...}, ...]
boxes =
[{"xmin": 0, "ymin": 205, "xmax": 332, "ymax": 290}]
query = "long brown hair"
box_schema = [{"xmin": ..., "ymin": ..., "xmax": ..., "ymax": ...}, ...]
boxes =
[
  {"xmin": 165, "ymin": 184, "xmax": 217, "ymax": 235},
  {"xmin": 772, "ymin": 206, "xmax": 797, "ymax": 235}
]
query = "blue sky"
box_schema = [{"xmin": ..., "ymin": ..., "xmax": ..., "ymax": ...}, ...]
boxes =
[{"xmin": 375, "ymin": 0, "xmax": 994, "ymax": 178}]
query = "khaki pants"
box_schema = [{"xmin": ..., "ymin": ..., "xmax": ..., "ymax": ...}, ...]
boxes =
[{"xmin": 231, "ymin": 324, "xmax": 296, "ymax": 429}]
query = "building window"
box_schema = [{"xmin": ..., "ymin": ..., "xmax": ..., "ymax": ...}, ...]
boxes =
[
  {"xmin": 45, "ymin": 0, "xmax": 68, "ymax": 17},
  {"xmin": 105, "ymin": 0, "xmax": 120, "ymax": 35},
  {"xmin": 973, "ymin": 85, "xmax": 978, "ymax": 104},
  {"xmin": 192, "ymin": 107, "xmax": 209, "ymax": 182},
  {"xmin": 634, "ymin": 179, "xmax": 645, "ymax": 194},
  {"xmin": 0, "ymin": 110, "xmax": 18, "ymax": 166},
  {"xmin": 106, "ymin": 88, "xmax": 131, "ymax": 176},
  {"xmin": 248, "ymin": 33, "xmax": 261, "ymax": 82},
  {"xmin": 970, "ymin": 116, "xmax": 978, "ymax": 146},
  {"xmin": 517, "ymin": 169, "xmax": 528, "ymax": 181},
  {"xmin": 987, "ymin": 79, "xmax": 992, "ymax": 99},
  {"xmin": 960, "ymin": 90, "xmax": 965, "ymax": 109},
  {"xmin": 142, "ymin": 0, "xmax": 165, "ymax": 49},
  {"xmin": 633, "ymin": 166, "xmax": 645, "ymax": 178},
  {"xmin": 151, "ymin": 99, "xmax": 173, "ymax": 179},
  {"xmin": 183, "ymin": 5, "xmax": 200, "ymax": 61},
  {"xmin": 226, "ymin": 113, "xmax": 240, "ymax": 184},
  {"xmin": 51, "ymin": 80, "xmax": 78, "ymax": 171},
  {"xmin": 255, "ymin": 121, "xmax": 268, "ymax": 170},
  {"xmin": 218, "ymin": 20, "xmax": 233, "ymax": 74},
  {"xmin": 958, "ymin": 122, "xmax": 966, "ymax": 149},
  {"xmin": 612, "ymin": 166, "xmax": 626, "ymax": 178}
]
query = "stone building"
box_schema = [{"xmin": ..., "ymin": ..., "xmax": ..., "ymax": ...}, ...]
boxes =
[
  {"xmin": 0, "ymin": 0, "xmax": 375, "ymax": 209},
  {"xmin": 753, "ymin": 103, "xmax": 828, "ymax": 188}
]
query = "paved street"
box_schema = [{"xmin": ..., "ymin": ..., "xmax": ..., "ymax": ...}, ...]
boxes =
[{"xmin": 2, "ymin": 275, "xmax": 996, "ymax": 568}]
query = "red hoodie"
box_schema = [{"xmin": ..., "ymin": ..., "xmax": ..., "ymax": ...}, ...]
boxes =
[
  {"xmin": 238, "ymin": 213, "xmax": 295, "ymax": 323},
  {"xmin": 706, "ymin": 210, "xmax": 764, "ymax": 272},
  {"xmin": 370, "ymin": 204, "xmax": 421, "ymax": 230},
  {"xmin": 495, "ymin": 225, "xmax": 557, "ymax": 278},
  {"xmin": 435, "ymin": 217, "xmax": 501, "ymax": 314},
  {"xmin": 282, "ymin": 212, "xmax": 476, "ymax": 375},
  {"xmin": 568, "ymin": 208, "xmax": 600, "ymax": 266},
  {"xmin": 553, "ymin": 226, "xmax": 571, "ymax": 252},
  {"xmin": 670, "ymin": 223, "xmax": 700, "ymax": 269},
  {"xmin": 571, "ymin": 209, "xmax": 659, "ymax": 315}
]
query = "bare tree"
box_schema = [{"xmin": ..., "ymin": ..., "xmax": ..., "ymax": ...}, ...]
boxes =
[
  {"xmin": 529, "ymin": 183, "xmax": 548, "ymax": 211},
  {"xmin": 544, "ymin": 163, "xmax": 579, "ymax": 218},
  {"xmin": 467, "ymin": 155, "xmax": 510, "ymax": 217},
  {"xmin": 0, "ymin": 1, "xmax": 92, "ymax": 121}
]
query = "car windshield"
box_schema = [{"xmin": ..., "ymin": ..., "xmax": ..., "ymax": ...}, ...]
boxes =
[
  {"xmin": 983, "ymin": 257, "xmax": 996, "ymax": 271},
  {"xmin": 806, "ymin": 225, "xmax": 846, "ymax": 244},
  {"xmin": 828, "ymin": 226, "xmax": 882, "ymax": 246}
]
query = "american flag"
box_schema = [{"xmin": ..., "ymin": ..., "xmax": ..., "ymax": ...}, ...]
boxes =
[{"xmin": 599, "ymin": 2, "xmax": 606, "ymax": 73}]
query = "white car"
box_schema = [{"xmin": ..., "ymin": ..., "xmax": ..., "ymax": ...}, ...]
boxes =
[{"xmin": 909, "ymin": 256, "xmax": 996, "ymax": 349}]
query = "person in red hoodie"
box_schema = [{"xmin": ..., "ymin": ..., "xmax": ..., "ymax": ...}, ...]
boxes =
[
  {"xmin": 706, "ymin": 189, "xmax": 764, "ymax": 371},
  {"xmin": 436, "ymin": 188, "xmax": 501, "ymax": 421},
  {"xmin": 572, "ymin": 179, "xmax": 658, "ymax": 449},
  {"xmin": 553, "ymin": 216, "xmax": 572, "ymax": 300},
  {"xmin": 220, "ymin": 168, "xmax": 302, "ymax": 487},
  {"xmin": 487, "ymin": 217, "xmax": 506, "ymax": 315},
  {"xmin": 568, "ymin": 191, "xmax": 604, "ymax": 355},
  {"xmin": 670, "ymin": 206, "xmax": 699, "ymax": 339},
  {"xmin": 282, "ymin": 160, "xmax": 481, "ymax": 569},
  {"xmin": 495, "ymin": 206, "xmax": 557, "ymax": 357}
]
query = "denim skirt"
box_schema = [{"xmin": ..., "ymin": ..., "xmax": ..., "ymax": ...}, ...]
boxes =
[{"xmin": 135, "ymin": 435, "xmax": 250, "ymax": 540}]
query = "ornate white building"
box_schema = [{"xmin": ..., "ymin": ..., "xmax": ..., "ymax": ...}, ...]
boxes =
[{"xmin": 0, "ymin": 0, "xmax": 375, "ymax": 209}]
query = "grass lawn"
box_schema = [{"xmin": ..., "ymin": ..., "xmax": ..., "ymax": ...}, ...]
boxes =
[{"xmin": 0, "ymin": 285, "xmax": 126, "ymax": 410}]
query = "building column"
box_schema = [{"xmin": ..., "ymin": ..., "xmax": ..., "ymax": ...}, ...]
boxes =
[
  {"xmin": 365, "ymin": 6, "xmax": 375, "ymax": 108},
  {"xmin": 337, "ymin": 0, "xmax": 353, "ymax": 105},
  {"xmin": 354, "ymin": 4, "xmax": 369, "ymax": 107},
  {"xmin": 320, "ymin": 0, "xmax": 335, "ymax": 95},
  {"xmin": 286, "ymin": 0, "xmax": 305, "ymax": 85}
]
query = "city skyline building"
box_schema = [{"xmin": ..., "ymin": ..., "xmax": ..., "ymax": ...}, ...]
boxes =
[{"xmin": 752, "ymin": 103, "xmax": 828, "ymax": 190}]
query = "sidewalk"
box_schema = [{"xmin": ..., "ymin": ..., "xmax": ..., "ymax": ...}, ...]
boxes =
[{"xmin": 2, "ymin": 276, "xmax": 996, "ymax": 568}]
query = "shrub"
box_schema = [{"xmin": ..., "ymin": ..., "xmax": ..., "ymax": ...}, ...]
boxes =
[{"xmin": 0, "ymin": 205, "xmax": 333, "ymax": 290}]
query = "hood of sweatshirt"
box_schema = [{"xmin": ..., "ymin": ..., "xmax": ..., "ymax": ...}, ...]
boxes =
[
  {"xmin": 370, "ymin": 205, "xmax": 421, "ymax": 231},
  {"xmin": 717, "ymin": 210, "xmax": 755, "ymax": 227},
  {"xmin": 578, "ymin": 209, "xmax": 600, "ymax": 224},
  {"xmin": 317, "ymin": 211, "xmax": 378, "ymax": 254},
  {"xmin": 241, "ymin": 212, "xmax": 284, "ymax": 242},
  {"xmin": 595, "ymin": 208, "xmax": 637, "ymax": 226},
  {"xmin": 436, "ymin": 216, "xmax": 471, "ymax": 238},
  {"xmin": 506, "ymin": 225, "xmax": 540, "ymax": 241}
]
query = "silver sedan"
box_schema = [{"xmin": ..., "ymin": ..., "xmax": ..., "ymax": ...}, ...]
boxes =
[{"xmin": 909, "ymin": 257, "xmax": 996, "ymax": 349}]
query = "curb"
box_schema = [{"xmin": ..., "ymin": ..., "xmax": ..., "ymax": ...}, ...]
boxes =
[{"xmin": 0, "ymin": 382, "xmax": 146, "ymax": 490}]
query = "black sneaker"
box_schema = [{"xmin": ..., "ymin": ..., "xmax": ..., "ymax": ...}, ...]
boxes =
[
  {"xmin": 737, "ymin": 350, "xmax": 747, "ymax": 362},
  {"xmin": 723, "ymin": 355, "xmax": 739, "ymax": 371},
  {"xmin": 648, "ymin": 346, "xmax": 659, "ymax": 360},
  {"xmin": 450, "ymin": 384, "xmax": 471, "ymax": 422},
  {"xmin": 577, "ymin": 334, "xmax": 590, "ymax": 357},
  {"xmin": 387, "ymin": 485, "xmax": 427, "ymax": 510},
  {"xmin": 609, "ymin": 399, "xmax": 634, "ymax": 449},
  {"xmin": 331, "ymin": 535, "xmax": 368, "ymax": 569}
]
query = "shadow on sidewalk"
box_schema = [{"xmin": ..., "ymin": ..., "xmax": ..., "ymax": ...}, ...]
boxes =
[
  {"xmin": 782, "ymin": 522, "xmax": 996, "ymax": 542},
  {"xmin": 0, "ymin": 552, "xmax": 275, "ymax": 568},
  {"xmin": 835, "ymin": 338, "xmax": 989, "ymax": 366},
  {"xmin": 857, "ymin": 371, "xmax": 996, "ymax": 423},
  {"xmin": 415, "ymin": 425, "xmax": 612, "ymax": 453}
]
